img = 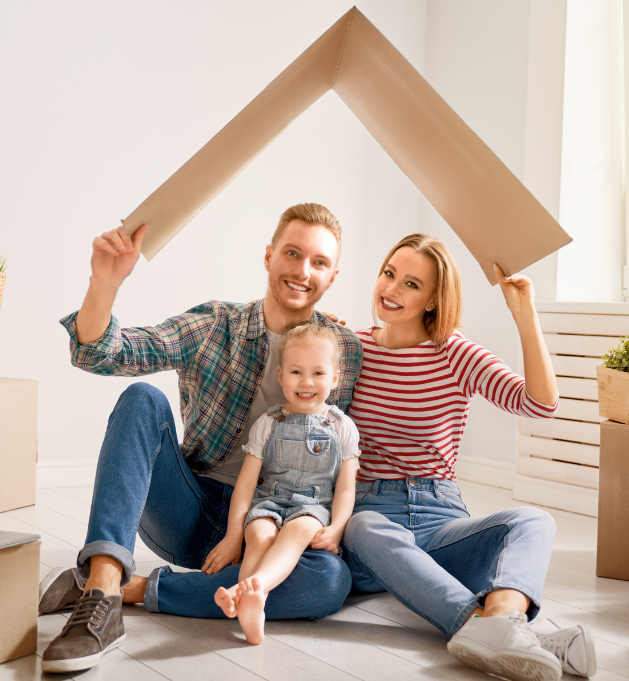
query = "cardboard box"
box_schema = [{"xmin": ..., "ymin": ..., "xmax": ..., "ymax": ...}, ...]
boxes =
[
  {"xmin": 0, "ymin": 531, "xmax": 41, "ymax": 664},
  {"xmin": 122, "ymin": 7, "xmax": 571, "ymax": 284},
  {"xmin": 597, "ymin": 420, "xmax": 629, "ymax": 580},
  {"xmin": 0, "ymin": 378, "xmax": 38, "ymax": 513}
]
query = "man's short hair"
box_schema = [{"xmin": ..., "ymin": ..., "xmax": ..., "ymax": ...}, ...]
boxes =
[{"xmin": 272, "ymin": 203, "xmax": 342, "ymax": 257}]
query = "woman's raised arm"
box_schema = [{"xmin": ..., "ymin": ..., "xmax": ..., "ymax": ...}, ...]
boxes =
[{"xmin": 494, "ymin": 264, "xmax": 558, "ymax": 408}]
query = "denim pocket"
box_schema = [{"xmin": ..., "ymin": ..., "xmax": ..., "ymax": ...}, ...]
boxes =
[{"xmin": 276, "ymin": 437, "xmax": 331, "ymax": 472}]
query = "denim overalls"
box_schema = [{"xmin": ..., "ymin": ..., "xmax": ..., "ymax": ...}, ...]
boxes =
[{"xmin": 244, "ymin": 404, "xmax": 345, "ymax": 529}]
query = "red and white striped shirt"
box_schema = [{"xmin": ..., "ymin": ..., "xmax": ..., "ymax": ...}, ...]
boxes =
[{"xmin": 349, "ymin": 328, "xmax": 557, "ymax": 482}]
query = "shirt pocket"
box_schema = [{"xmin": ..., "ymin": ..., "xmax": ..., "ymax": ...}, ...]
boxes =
[{"xmin": 275, "ymin": 437, "xmax": 331, "ymax": 473}]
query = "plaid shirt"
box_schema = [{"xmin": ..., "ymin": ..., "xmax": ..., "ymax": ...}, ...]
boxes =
[{"xmin": 60, "ymin": 300, "xmax": 362, "ymax": 473}]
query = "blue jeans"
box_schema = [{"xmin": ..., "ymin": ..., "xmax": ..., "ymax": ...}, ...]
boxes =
[
  {"xmin": 341, "ymin": 478, "xmax": 556, "ymax": 638},
  {"xmin": 78, "ymin": 383, "xmax": 351, "ymax": 619}
]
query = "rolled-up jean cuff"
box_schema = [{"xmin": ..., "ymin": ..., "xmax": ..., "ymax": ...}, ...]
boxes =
[
  {"xmin": 451, "ymin": 597, "xmax": 481, "ymax": 636},
  {"xmin": 144, "ymin": 566, "xmax": 169, "ymax": 612},
  {"xmin": 77, "ymin": 541, "xmax": 136, "ymax": 586},
  {"xmin": 477, "ymin": 583, "xmax": 541, "ymax": 622}
]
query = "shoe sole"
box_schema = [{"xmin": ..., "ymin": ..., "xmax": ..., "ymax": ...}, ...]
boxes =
[
  {"xmin": 448, "ymin": 639, "xmax": 562, "ymax": 681},
  {"xmin": 39, "ymin": 566, "xmax": 71, "ymax": 607},
  {"xmin": 41, "ymin": 633, "xmax": 126, "ymax": 673}
]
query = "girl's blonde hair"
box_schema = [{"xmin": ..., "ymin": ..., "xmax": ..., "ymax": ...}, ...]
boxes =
[
  {"xmin": 373, "ymin": 234, "xmax": 462, "ymax": 350},
  {"xmin": 278, "ymin": 323, "xmax": 340, "ymax": 369}
]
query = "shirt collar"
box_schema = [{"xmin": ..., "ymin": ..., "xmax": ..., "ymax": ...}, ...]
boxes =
[{"xmin": 247, "ymin": 300, "xmax": 321, "ymax": 340}]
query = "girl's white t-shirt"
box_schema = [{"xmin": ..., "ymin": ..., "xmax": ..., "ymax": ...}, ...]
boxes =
[{"xmin": 243, "ymin": 407, "xmax": 361, "ymax": 461}]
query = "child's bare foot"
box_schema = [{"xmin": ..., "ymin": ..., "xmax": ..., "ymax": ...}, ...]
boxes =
[
  {"xmin": 214, "ymin": 586, "xmax": 237, "ymax": 618},
  {"xmin": 235, "ymin": 577, "xmax": 266, "ymax": 645}
]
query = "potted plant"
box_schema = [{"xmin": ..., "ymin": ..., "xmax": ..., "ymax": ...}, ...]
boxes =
[
  {"xmin": 0, "ymin": 254, "xmax": 7, "ymax": 311},
  {"xmin": 598, "ymin": 336, "xmax": 629, "ymax": 424}
]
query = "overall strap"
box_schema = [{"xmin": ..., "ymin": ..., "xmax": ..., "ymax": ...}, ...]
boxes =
[
  {"xmin": 325, "ymin": 405, "xmax": 344, "ymax": 422},
  {"xmin": 267, "ymin": 403, "xmax": 286, "ymax": 421}
]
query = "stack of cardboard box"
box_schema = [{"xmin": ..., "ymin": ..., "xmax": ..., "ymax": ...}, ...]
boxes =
[
  {"xmin": 597, "ymin": 421, "xmax": 629, "ymax": 580},
  {"xmin": 0, "ymin": 378, "xmax": 39, "ymax": 664}
]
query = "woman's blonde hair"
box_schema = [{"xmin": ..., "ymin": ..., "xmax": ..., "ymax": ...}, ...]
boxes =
[
  {"xmin": 373, "ymin": 234, "xmax": 462, "ymax": 350},
  {"xmin": 278, "ymin": 323, "xmax": 340, "ymax": 369}
]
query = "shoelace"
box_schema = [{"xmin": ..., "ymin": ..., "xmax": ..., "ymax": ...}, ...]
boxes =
[
  {"xmin": 61, "ymin": 593, "xmax": 111, "ymax": 634},
  {"xmin": 536, "ymin": 634, "xmax": 570, "ymax": 664},
  {"xmin": 508, "ymin": 611, "xmax": 543, "ymax": 649}
]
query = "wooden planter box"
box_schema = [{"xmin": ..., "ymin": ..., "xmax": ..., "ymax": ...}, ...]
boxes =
[{"xmin": 597, "ymin": 365, "xmax": 629, "ymax": 425}]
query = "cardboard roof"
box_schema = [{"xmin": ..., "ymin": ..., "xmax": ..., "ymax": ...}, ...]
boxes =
[{"xmin": 123, "ymin": 7, "xmax": 571, "ymax": 284}]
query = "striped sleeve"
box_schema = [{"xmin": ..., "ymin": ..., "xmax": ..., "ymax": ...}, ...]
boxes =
[{"xmin": 447, "ymin": 335, "xmax": 557, "ymax": 418}]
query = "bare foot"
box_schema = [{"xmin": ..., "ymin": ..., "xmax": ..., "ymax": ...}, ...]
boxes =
[
  {"xmin": 235, "ymin": 577, "xmax": 266, "ymax": 645},
  {"xmin": 122, "ymin": 575, "xmax": 148, "ymax": 604},
  {"xmin": 214, "ymin": 586, "xmax": 237, "ymax": 618}
]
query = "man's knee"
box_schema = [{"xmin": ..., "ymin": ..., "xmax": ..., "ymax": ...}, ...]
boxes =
[
  {"xmin": 298, "ymin": 550, "xmax": 352, "ymax": 618},
  {"xmin": 118, "ymin": 382, "xmax": 169, "ymax": 410}
]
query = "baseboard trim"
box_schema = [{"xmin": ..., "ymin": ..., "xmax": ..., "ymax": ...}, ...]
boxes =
[
  {"xmin": 36, "ymin": 458, "xmax": 98, "ymax": 489},
  {"xmin": 456, "ymin": 456, "xmax": 515, "ymax": 490}
]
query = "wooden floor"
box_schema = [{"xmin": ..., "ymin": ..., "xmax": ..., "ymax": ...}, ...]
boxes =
[{"xmin": 1, "ymin": 480, "xmax": 628, "ymax": 680}]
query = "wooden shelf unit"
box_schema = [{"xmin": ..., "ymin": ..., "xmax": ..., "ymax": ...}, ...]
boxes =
[{"xmin": 513, "ymin": 301, "xmax": 629, "ymax": 517}]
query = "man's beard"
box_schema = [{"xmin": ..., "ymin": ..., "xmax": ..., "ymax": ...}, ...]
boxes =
[{"xmin": 268, "ymin": 276, "xmax": 318, "ymax": 313}]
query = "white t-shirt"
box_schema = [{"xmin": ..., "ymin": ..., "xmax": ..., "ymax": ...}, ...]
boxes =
[{"xmin": 243, "ymin": 407, "xmax": 361, "ymax": 461}]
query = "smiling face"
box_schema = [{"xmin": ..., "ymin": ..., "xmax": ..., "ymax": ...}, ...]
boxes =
[
  {"xmin": 265, "ymin": 219, "xmax": 339, "ymax": 317},
  {"xmin": 374, "ymin": 246, "xmax": 438, "ymax": 333},
  {"xmin": 277, "ymin": 339, "xmax": 340, "ymax": 414}
]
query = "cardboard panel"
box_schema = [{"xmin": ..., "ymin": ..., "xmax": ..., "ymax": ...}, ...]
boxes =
[
  {"xmin": 0, "ymin": 378, "xmax": 38, "ymax": 513},
  {"xmin": 123, "ymin": 9, "xmax": 354, "ymax": 259},
  {"xmin": 332, "ymin": 10, "xmax": 570, "ymax": 283},
  {"xmin": 123, "ymin": 6, "xmax": 571, "ymax": 283}
]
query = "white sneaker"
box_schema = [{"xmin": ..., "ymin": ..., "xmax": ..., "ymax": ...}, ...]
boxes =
[
  {"xmin": 447, "ymin": 610, "xmax": 562, "ymax": 681},
  {"xmin": 530, "ymin": 617, "xmax": 597, "ymax": 677}
]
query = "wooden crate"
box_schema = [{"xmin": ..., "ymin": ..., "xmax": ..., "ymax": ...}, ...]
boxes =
[{"xmin": 513, "ymin": 301, "xmax": 629, "ymax": 517}]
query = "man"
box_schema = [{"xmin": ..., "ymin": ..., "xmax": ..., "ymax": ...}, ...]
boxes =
[{"xmin": 39, "ymin": 203, "xmax": 362, "ymax": 673}]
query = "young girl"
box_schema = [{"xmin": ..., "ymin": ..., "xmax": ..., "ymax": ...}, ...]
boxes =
[
  {"xmin": 203, "ymin": 323, "xmax": 360, "ymax": 644},
  {"xmin": 342, "ymin": 234, "xmax": 596, "ymax": 681}
]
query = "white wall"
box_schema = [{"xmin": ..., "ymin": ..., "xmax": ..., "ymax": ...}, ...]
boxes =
[
  {"xmin": 1, "ymin": 1, "xmax": 567, "ymax": 472},
  {"xmin": 557, "ymin": 0, "xmax": 625, "ymax": 302},
  {"xmin": 0, "ymin": 1, "xmax": 427, "ymax": 464},
  {"xmin": 423, "ymin": 0, "xmax": 566, "ymax": 463}
]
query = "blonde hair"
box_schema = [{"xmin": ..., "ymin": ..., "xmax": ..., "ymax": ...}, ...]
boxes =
[
  {"xmin": 272, "ymin": 203, "xmax": 342, "ymax": 257},
  {"xmin": 278, "ymin": 323, "xmax": 340, "ymax": 370},
  {"xmin": 373, "ymin": 234, "xmax": 462, "ymax": 350}
]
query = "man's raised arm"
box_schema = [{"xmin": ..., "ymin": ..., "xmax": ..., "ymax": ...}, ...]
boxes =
[{"xmin": 76, "ymin": 224, "xmax": 148, "ymax": 344}]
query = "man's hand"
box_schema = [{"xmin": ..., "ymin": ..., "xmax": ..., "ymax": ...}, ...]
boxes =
[
  {"xmin": 321, "ymin": 312, "xmax": 347, "ymax": 327},
  {"xmin": 202, "ymin": 534, "xmax": 242, "ymax": 574},
  {"xmin": 91, "ymin": 224, "xmax": 148, "ymax": 288},
  {"xmin": 310, "ymin": 525, "xmax": 344, "ymax": 554}
]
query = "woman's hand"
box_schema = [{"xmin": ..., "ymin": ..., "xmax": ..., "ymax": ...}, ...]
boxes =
[
  {"xmin": 310, "ymin": 525, "xmax": 344, "ymax": 554},
  {"xmin": 494, "ymin": 264, "xmax": 535, "ymax": 321},
  {"xmin": 202, "ymin": 534, "xmax": 242, "ymax": 574}
]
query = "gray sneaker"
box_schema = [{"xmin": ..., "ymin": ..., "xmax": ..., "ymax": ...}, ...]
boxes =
[
  {"xmin": 39, "ymin": 567, "xmax": 86, "ymax": 615},
  {"xmin": 530, "ymin": 617, "xmax": 597, "ymax": 677},
  {"xmin": 41, "ymin": 588, "xmax": 125, "ymax": 673}
]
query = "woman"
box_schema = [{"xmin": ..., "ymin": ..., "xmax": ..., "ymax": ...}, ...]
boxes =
[{"xmin": 342, "ymin": 234, "xmax": 595, "ymax": 681}]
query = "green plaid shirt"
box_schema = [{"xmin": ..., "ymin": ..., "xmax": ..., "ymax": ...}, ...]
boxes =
[{"xmin": 60, "ymin": 300, "xmax": 362, "ymax": 473}]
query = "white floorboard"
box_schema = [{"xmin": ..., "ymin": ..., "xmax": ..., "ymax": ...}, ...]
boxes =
[{"xmin": 1, "ymin": 480, "xmax": 628, "ymax": 680}]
